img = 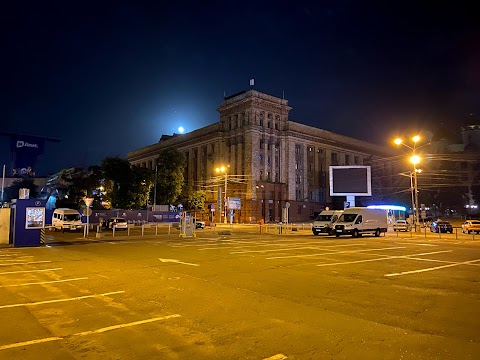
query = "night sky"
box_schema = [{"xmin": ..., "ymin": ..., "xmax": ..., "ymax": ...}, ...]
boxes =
[{"xmin": 2, "ymin": 1, "xmax": 479, "ymax": 176}]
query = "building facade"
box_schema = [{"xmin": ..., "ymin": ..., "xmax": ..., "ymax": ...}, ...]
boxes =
[{"xmin": 127, "ymin": 90, "xmax": 395, "ymax": 223}]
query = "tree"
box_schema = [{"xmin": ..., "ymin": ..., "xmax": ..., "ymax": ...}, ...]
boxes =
[
  {"xmin": 4, "ymin": 178, "xmax": 39, "ymax": 202},
  {"xmin": 178, "ymin": 186, "xmax": 206, "ymax": 213},
  {"xmin": 155, "ymin": 148, "xmax": 186, "ymax": 205},
  {"xmin": 102, "ymin": 157, "xmax": 134, "ymax": 209},
  {"xmin": 129, "ymin": 167, "xmax": 155, "ymax": 209}
]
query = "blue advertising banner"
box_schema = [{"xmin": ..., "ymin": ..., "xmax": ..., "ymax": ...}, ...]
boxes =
[
  {"xmin": 87, "ymin": 210, "xmax": 181, "ymax": 224},
  {"xmin": 10, "ymin": 135, "xmax": 45, "ymax": 177}
]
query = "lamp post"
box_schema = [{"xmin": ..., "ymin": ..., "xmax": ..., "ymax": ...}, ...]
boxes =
[
  {"xmin": 394, "ymin": 135, "xmax": 426, "ymax": 231},
  {"xmin": 216, "ymin": 166, "xmax": 228, "ymax": 224}
]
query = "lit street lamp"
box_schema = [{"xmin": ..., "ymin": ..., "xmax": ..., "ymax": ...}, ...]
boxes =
[
  {"xmin": 215, "ymin": 166, "xmax": 228, "ymax": 224},
  {"xmin": 394, "ymin": 136, "xmax": 427, "ymax": 231}
]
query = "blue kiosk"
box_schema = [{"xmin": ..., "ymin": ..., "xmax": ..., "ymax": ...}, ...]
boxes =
[{"xmin": 10, "ymin": 199, "xmax": 47, "ymax": 247}]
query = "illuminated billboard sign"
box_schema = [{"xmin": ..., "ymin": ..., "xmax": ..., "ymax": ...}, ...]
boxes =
[{"xmin": 329, "ymin": 166, "xmax": 372, "ymax": 196}]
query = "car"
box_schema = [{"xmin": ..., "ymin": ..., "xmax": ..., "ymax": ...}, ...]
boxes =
[
  {"xmin": 393, "ymin": 219, "xmax": 411, "ymax": 232},
  {"xmin": 462, "ymin": 220, "xmax": 480, "ymax": 234},
  {"xmin": 105, "ymin": 217, "xmax": 128, "ymax": 230},
  {"xmin": 193, "ymin": 219, "xmax": 206, "ymax": 229},
  {"xmin": 430, "ymin": 221, "xmax": 453, "ymax": 233}
]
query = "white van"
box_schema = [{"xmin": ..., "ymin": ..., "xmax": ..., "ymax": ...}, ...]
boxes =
[
  {"xmin": 312, "ymin": 210, "xmax": 343, "ymax": 235},
  {"xmin": 52, "ymin": 208, "xmax": 83, "ymax": 231},
  {"xmin": 333, "ymin": 207, "xmax": 388, "ymax": 238}
]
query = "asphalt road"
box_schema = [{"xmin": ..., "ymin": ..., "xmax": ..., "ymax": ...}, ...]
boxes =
[{"xmin": 1, "ymin": 226, "xmax": 479, "ymax": 359}]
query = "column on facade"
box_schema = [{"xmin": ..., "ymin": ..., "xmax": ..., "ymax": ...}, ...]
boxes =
[{"xmin": 302, "ymin": 143, "xmax": 308, "ymax": 202}]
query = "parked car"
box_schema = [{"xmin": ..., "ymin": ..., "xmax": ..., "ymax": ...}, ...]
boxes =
[
  {"xmin": 105, "ymin": 217, "xmax": 128, "ymax": 230},
  {"xmin": 462, "ymin": 220, "xmax": 480, "ymax": 234},
  {"xmin": 393, "ymin": 219, "xmax": 411, "ymax": 232},
  {"xmin": 193, "ymin": 219, "xmax": 206, "ymax": 229},
  {"xmin": 430, "ymin": 221, "xmax": 453, "ymax": 233}
]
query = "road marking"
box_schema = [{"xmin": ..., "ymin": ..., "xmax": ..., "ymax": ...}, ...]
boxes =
[
  {"xmin": 267, "ymin": 246, "xmax": 406, "ymax": 260},
  {"xmin": 230, "ymin": 243, "xmax": 366, "ymax": 254},
  {"xmin": 316, "ymin": 250, "xmax": 453, "ymax": 267},
  {"xmin": 385, "ymin": 259, "xmax": 480, "ymax": 277},
  {"xmin": 158, "ymin": 258, "xmax": 199, "ymax": 266},
  {"xmin": 0, "ymin": 291, "xmax": 124, "ymax": 309},
  {"xmin": 0, "ymin": 314, "xmax": 181, "ymax": 351},
  {"xmin": 395, "ymin": 242, "xmax": 438, "ymax": 247},
  {"xmin": 0, "ymin": 268, "xmax": 62, "ymax": 275},
  {"xmin": 0, "ymin": 277, "xmax": 88, "ymax": 288},
  {"xmin": 0, "ymin": 260, "xmax": 51, "ymax": 267},
  {"xmin": 0, "ymin": 337, "xmax": 63, "ymax": 351},
  {"xmin": 74, "ymin": 314, "xmax": 181, "ymax": 336},
  {"xmin": 263, "ymin": 354, "xmax": 287, "ymax": 360}
]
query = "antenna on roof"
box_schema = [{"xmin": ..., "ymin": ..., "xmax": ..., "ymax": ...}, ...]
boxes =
[
  {"xmin": 223, "ymin": 90, "xmax": 226, "ymax": 98},
  {"xmin": 249, "ymin": 79, "xmax": 255, "ymax": 89},
  {"xmin": 282, "ymin": 91, "xmax": 285, "ymax": 99}
]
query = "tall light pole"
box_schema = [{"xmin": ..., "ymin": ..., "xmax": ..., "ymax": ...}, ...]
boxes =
[
  {"xmin": 394, "ymin": 135, "xmax": 426, "ymax": 231},
  {"xmin": 216, "ymin": 166, "xmax": 228, "ymax": 224}
]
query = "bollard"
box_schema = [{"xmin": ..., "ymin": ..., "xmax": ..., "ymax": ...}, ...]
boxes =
[
  {"xmin": 155, "ymin": 224, "xmax": 158, "ymax": 236},
  {"xmin": 168, "ymin": 223, "xmax": 171, "ymax": 235},
  {"xmin": 112, "ymin": 225, "xmax": 116, "ymax": 237},
  {"xmin": 127, "ymin": 225, "xmax": 131, "ymax": 236},
  {"xmin": 141, "ymin": 224, "xmax": 144, "ymax": 236},
  {"xmin": 83, "ymin": 225, "xmax": 87, "ymax": 238}
]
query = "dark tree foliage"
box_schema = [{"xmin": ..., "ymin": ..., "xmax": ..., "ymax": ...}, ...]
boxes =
[
  {"xmin": 177, "ymin": 186, "xmax": 206, "ymax": 212},
  {"xmin": 4, "ymin": 178, "xmax": 39, "ymax": 202},
  {"xmin": 155, "ymin": 148, "xmax": 186, "ymax": 205}
]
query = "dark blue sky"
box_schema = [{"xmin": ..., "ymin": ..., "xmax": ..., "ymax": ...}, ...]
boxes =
[{"xmin": 2, "ymin": 1, "xmax": 479, "ymax": 176}]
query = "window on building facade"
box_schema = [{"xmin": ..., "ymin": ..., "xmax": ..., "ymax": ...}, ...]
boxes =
[
  {"xmin": 295, "ymin": 144, "xmax": 302, "ymax": 154},
  {"xmin": 331, "ymin": 152, "xmax": 338, "ymax": 162},
  {"xmin": 298, "ymin": 206, "xmax": 302, "ymax": 215},
  {"xmin": 275, "ymin": 173, "xmax": 279, "ymax": 182},
  {"xmin": 275, "ymin": 143, "xmax": 279, "ymax": 151},
  {"xmin": 345, "ymin": 154, "xmax": 350, "ymax": 165},
  {"xmin": 275, "ymin": 123, "xmax": 279, "ymax": 130},
  {"xmin": 260, "ymin": 141, "xmax": 264, "ymax": 149},
  {"xmin": 267, "ymin": 121, "xmax": 271, "ymax": 128},
  {"xmin": 260, "ymin": 119, "xmax": 263, "ymax": 127},
  {"xmin": 354, "ymin": 156, "xmax": 359, "ymax": 165},
  {"xmin": 260, "ymin": 170, "xmax": 263, "ymax": 180},
  {"xmin": 267, "ymin": 156, "xmax": 270, "ymax": 165}
]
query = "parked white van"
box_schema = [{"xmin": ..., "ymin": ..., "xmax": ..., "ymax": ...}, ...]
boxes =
[
  {"xmin": 312, "ymin": 210, "xmax": 343, "ymax": 235},
  {"xmin": 52, "ymin": 208, "xmax": 83, "ymax": 231},
  {"xmin": 334, "ymin": 207, "xmax": 388, "ymax": 238}
]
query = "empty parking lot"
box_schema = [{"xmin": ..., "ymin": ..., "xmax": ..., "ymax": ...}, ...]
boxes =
[{"xmin": 1, "ymin": 229, "xmax": 479, "ymax": 359}]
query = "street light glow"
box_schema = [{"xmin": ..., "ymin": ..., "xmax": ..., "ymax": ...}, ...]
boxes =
[
  {"xmin": 394, "ymin": 138, "xmax": 402, "ymax": 145},
  {"xmin": 412, "ymin": 135, "xmax": 420, "ymax": 143},
  {"xmin": 410, "ymin": 155, "xmax": 420, "ymax": 164}
]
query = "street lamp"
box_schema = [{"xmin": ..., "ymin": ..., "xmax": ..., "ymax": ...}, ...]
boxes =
[
  {"xmin": 215, "ymin": 166, "xmax": 228, "ymax": 224},
  {"xmin": 394, "ymin": 135, "xmax": 426, "ymax": 231}
]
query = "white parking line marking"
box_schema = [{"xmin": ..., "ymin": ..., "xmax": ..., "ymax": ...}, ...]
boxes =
[
  {"xmin": 230, "ymin": 243, "xmax": 365, "ymax": 254},
  {"xmin": 263, "ymin": 354, "xmax": 287, "ymax": 360},
  {"xmin": 395, "ymin": 242, "xmax": 438, "ymax": 247},
  {"xmin": 267, "ymin": 246, "xmax": 406, "ymax": 260},
  {"xmin": 0, "ymin": 260, "xmax": 51, "ymax": 267},
  {"xmin": 316, "ymin": 250, "xmax": 453, "ymax": 267},
  {"xmin": 0, "ymin": 291, "xmax": 124, "ymax": 309},
  {"xmin": 158, "ymin": 258, "xmax": 199, "ymax": 266},
  {"xmin": 0, "ymin": 337, "xmax": 63, "ymax": 351},
  {"xmin": 385, "ymin": 259, "xmax": 480, "ymax": 277},
  {"xmin": 0, "ymin": 277, "xmax": 89, "ymax": 288},
  {"xmin": 74, "ymin": 314, "xmax": 181, "ymax": 336},
  {"xmin": 0, "ymin": 268, "xmax": 62, "ymax": 275},
  {"xmin": 0, "ymin": 314, "xmax": 181, "ymax": 351}
]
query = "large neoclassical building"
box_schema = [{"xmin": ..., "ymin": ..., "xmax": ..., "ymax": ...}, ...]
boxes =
[{"xmin": 127, "ymin": 89, "xmax": 395, "ymax": 223}]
